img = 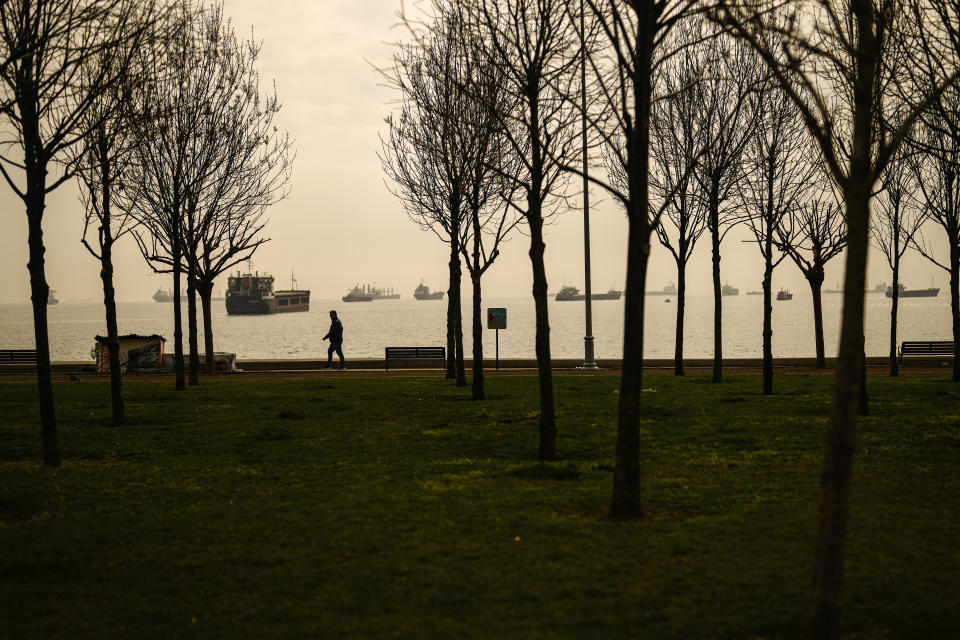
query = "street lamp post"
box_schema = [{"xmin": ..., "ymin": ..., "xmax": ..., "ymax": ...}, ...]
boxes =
[{"xmin": 580, "ymin": 0, "xmax": 597, "ymax": 369}]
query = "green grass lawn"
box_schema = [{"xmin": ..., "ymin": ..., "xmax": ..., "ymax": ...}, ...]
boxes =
[{"xmin": 0, "ymin": 373, "xmax": 958, "ymax": 639}]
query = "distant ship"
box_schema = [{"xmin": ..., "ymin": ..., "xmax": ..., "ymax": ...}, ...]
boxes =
[
  {"xmin": 646, "ymin": 283, "xmax": 677, "ymax": 296},
  {"xmin": 746, "ymin": 290, "xmax": 761, "ymax": 295},
  {"xmin": 153, "ymin": 289, "xmax": 180, "ymax": 302},
  {"xmin": 47, "ymin": 289, "xmax": 58, "ymax": 305},
  {"xmin": 722, "ymin": 283, "xmax": 739, "ymax": 296},
  {"xmin": 342, "ymin": 285, "xmax": 373, "ymax": 302},
  {"xmin": 777, "ymin": 289, "xmax": 793, "ymax": 301},
  {"xmin": 555, "ymin": 285, "xmax": 622, "ymax": 301},
  {"xmin": 869, "ymin": 282, "xmax": 888, "ymax": 294},
  {"xmin": 885, "ymin": 284, "xmax": 939, "ymax": 298},
  {"xmin": 225, "ymin": 270, "xmax": 309, "ymax": 314},
  {"xmin": 825, "ymin": 283, "xmax": 843, "ymax": 294},
  {"xmin": 414, "ymin": 281, "xmax": 444, "ymax": 300}
]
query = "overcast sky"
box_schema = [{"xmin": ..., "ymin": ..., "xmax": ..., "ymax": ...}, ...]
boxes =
[{"xmin": 0, "ymin": 0, "xmax": 948, "ymax": 304}]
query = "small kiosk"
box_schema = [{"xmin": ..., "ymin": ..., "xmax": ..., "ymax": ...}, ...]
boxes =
[{"xmin": 94, "ymin": 334, "xmax": 165, "ymax": 373}]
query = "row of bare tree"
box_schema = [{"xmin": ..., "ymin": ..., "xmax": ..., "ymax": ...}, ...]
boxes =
[
  {"xmin": 3, "ymin": 1, "xmax": 291, "ymax": 462},
  {"xmin": 383, "ymin": 1, "xmax": 960, "ymax": 638}
]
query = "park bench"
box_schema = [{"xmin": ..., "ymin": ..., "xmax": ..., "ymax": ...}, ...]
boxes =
[
  {"xmin": 898, "ymin": 341, "xmax": 954, "ymax": 362},
  {"xmin": 384, "ymin": 346, "xmax": 446, "ymax": 371},
  {"xmin": 0, "ymin": 349, "xmax": 37, "ymax": 365}
]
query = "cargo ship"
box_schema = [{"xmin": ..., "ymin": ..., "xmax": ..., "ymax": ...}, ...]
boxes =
[
  {"xmin": 414, "ymin": 281, "xmax": 444, "ymax": 300},
  {"xmin": 722, "ymin": 283, "xmax": 739, "ymax": 296},
  {"xmin": 777, "ymin": 289, "xmax": 793, "ymax": 301},
  {"xmin": 555, "ymin": 285, "xmax": 622, "ymax": 301},
  {"xmin": 152, "ymin": 288, "xmax": 186, "ymax": 302},
  {"xmin": 885, "ymin": 284, "xmax": 939, "ymax": 298},
  {"xmin": 47, "ymin": 289, "xmax": 58, "ymax": 305},
  {"xmin": 225, "ymin": 270, "xmax": 309, "ymax": 314},
  {"xmin": 646, "ymin": 282, "xmax": 677, "ymax": 296},
  {"xmin": 342, "ymin": 285, "xmax": 373, "ymax": 302}
]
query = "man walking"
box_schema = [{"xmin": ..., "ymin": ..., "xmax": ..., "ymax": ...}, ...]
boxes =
[{"xmin": 322, "ymin": 309, "xmax": 345, "ymax": 369}]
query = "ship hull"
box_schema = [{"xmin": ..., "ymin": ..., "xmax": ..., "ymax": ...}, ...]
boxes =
[
  {"xmin": 342, "ymin": 294, "xmax": 373, "ymax": 302},
  {"xmin": 885, "ymin": 288, "xmax": 939, "ymax": 298},
  {"xmin": 226, "ymin": 290, "xmax": 310, "ymax": 315},
  {"xmin": 414, "ymin": 292, "xmax": 444, "ymax": 300},
  {"xmin": 557, "ymin": 291, "xmax": 621, "ymax": 301}
]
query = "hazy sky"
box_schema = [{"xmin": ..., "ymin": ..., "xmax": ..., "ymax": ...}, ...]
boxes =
[{"xmin": 0, "ymin": 0, "xmax": 949, "ymax": 304}]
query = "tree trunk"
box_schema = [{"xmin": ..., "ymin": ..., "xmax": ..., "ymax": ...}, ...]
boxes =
[
  {"xmin": 612, "ymin": 221, "xmax": 649, "ymax": 519},
  {"xmin": 187, "ymin": 269, "xmax": 200, "ymax": 386},
  {"xmin": 711, "ymin": 204, "xmax": 723, "ymax": 383},
  {"xmin": 27, "ymin": 201, "xmax": 60, "ymax": 467},
  {"xmin": 528, "ymin": 213, "xmax": 556, "ymax": 460},
  {"xmin": 762, "ymin": 250, "xmax": 773, "ymax": 395},
  {"xmin": 858, "ymin": 332, "xmax": 869, "ymax": 415},
  {"xmin": 172, "ymin": 232, "xmax": 186, "ymax": 391},
  {"xmin": 97, "ymin": 149, "xmax": 125, "ymax": 426},
  {"xmin": 811, "ymin": 274, "xmax": 826, "ymax": 368},
  {"xmin": 197, "ymin": 280, "xmax": 215, "ymax": 374},
  {"xmin": 471, "ymin": 273, "xmax": 484, "ymax": 400},
  {"xmin": 888, "ymin": 263, "xmax": 899, "ymax": 376},
  {"xmin": 445, "ymin": 222, "xmax": 460, "ymax": 380},
  {"xmin": 951, "ymin": 236, "xmax": 960, "ymax": 382},
  {"xmin": 100, "ymin": 234, "xmax": 125, "ymax": 426},
  {"xmin": 674, "ymin": 262, "xmax": 686, "ymax": 376},
  {"xmin": 453, "ymin": 257, "xmax": 466, "ymax": 389},
  {"xmin": 807, "ymin": 177, "xmax": 871, "ymax": 640}
]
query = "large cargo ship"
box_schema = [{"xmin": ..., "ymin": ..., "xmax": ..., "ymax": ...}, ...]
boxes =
[
  {"xmin": 555, "ymin": 285, "xmax": 622, "ymax": 301},
  {"xmin": 885, "ymin": 284, "xmax": 939, "ymax": 298},
  {"xmin": 225, "ymin": 271, "xmax": 310, "ymax": 314},
  {"xmin": 414, "ymin": 281, "xmax": 444, "ymax": 300},
  {"xmin": 342, "ymin": 285, "xmax": 373, "ymax": 302}
]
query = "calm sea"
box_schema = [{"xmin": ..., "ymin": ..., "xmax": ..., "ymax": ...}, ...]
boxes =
[{"xmin": 0, "ymin": 292, "xmax": 952, "ymax": 362}]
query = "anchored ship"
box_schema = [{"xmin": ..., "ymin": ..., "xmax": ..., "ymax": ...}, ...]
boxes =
[
  {"xmin": 342, "ymin": 285, "xmax": 373, "ymax": 302},
  {"xmin": 414, "ymin": 281, "xmax": 444, "ymax": 300},
  {"xmin": 646, "ymin": 283, "xmax": 677, "ymax": 296},
  {"xmin": 885, "ymin": 284, "xmax": 939, "ymax": 298},
  {"xmin": 47, "ymin": 289, "xmax": 58, "ymax": 305},
  {"xmin": 225, "ymin": 270, "xmax": 310, "ymax": 314},
  {"xmin": 777, "ymin": 288, "xmax": 793, "ymax": 301},
  {"xmin": 152, "ymin": 289, "xmax": 186, "ymax": 302},
  {"xmin": 555, "ymin": 285, "xmax": 622, "ymax": 301},
  {"xmin": 722, "ymin": 283, "xmax": 739, "ymax": 296}
]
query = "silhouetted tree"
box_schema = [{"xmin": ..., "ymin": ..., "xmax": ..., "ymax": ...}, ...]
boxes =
[
  {"xmin": 690, "ymin": 28, "xmax": 761, "ymax": 384},
  {"xmin": 0, "ymin": 0, "xmax": 161, "ymax": 464},
  {"xmin": 648, "ymin": 19, "xmax": 710, "ymax": 377},
  {"xmin": 741, "ymin": 72, "xmax": 813, "ymax": 394},
  {"xmin": 912, "ymin": 88, "xmax": 960, "ymax": 382},
  {"xmin": 872, "ymin": 147, "xmax": 923, "ymax": 376},
  {"xmin": 72, "ymin": 27, "xmax": 162, "ymax": 425},
  {"xmin": 712, "ymin": 0, "xmax": 960, "ymax": 636},
  {"xmin": 574, "ymin": 0, "xmax": 705, "ymax": 518},
  {"xmin": 778, "ymin": 185, "xmax": 847, "ymax": 369},
  {"xmin": 460, "ymin": 0, "xmax": 581, "ymax": 460}
]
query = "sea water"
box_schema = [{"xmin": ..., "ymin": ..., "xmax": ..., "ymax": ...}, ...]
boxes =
[{"xmin": 0, "ymin": 292, "xmax": 952, "ymax": 362}]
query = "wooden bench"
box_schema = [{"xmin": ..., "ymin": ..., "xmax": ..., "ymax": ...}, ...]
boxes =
[
  {"xmin": 898, "ymin": 341, "xmax": 954, "ymax": 362},
  {"xmin": 385, "ymin": 346, "xmax": 446, "ymax": 371},
  {"xmin": 0, "ymin": 349, "xmax": 37, "ymax": 365}
]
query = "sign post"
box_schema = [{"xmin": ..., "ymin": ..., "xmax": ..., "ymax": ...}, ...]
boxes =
[{"xmin": 487, "ymin": 308, "xmax": 507, "ymax": 370}]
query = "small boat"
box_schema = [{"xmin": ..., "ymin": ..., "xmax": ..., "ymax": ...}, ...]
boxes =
[
  {"xmin": 885, "ymin": 284, "xmax": 939, "ymax": 298},
  {"xmin": 776, "ymin": 289, "xmax": 793, "ymax": 301}
]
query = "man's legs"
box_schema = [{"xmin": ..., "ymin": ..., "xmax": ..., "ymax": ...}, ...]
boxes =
[
  {"xmin": 334, "ymin": 342, "xmax": 345, "ymax": 368},
  {"xmin": 326, "ymin": 342, "xmax": 336, "ymax": 368}
]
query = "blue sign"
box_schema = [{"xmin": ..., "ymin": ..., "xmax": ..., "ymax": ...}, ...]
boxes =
[{"xmin": 487, "ymin": 307, "xmax": 507, "ymax": 330}]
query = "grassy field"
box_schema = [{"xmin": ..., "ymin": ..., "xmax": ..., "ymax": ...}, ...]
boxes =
[{"xmin": 0, "ymin": 372, "xmax": 958, "ymax": 639}]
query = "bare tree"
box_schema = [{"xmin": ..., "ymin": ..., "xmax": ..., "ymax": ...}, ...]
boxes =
[
  {"xmin": 0, "ymin": 0, "xmax": 160, "ymax": 465},
  {"xmin": 712, "ymin": 0, "xmax": 960, "ymax": 636},
  {"xmin": 691, "ymin": 28, "xmax": 762, "ymax": 384},
  {"xmin": 649, "ymin": 19, "xmax": 710, "ymax": 377},
  {"xmin": 573, "ymin": 0, "xmax": 704, "ymax": 517},
  {"xmin": 911, "ymin": 87, "xmax": 960, "ymax": 381},
  {"xmin": 71, "ymin": 26, "xmax": 161, "ymax": 425},
  {"xmin": 741, "ymin": 73, "xmax": 814, "ymax": 394},
  {"xmin": 460, "ymin": 0, "xmax": 581, "ymax": 460},
  {"xmin": 778, "ymin": 184, "xmax": 847, "ymax": 369},
  {"xmin": 872, "ymin": 147, "xmax": 923, "ymax": 376}
]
